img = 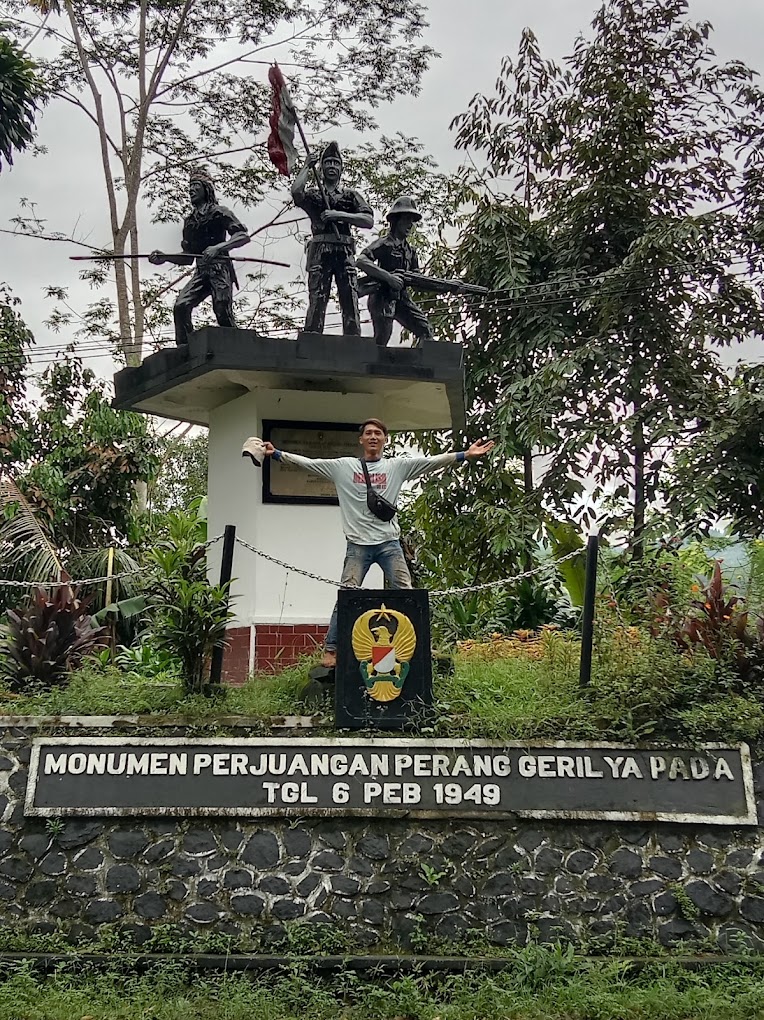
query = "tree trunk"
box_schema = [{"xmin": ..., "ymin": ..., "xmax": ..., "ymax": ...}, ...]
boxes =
[{"xmin": 632, "ymin": 401, "xmax": 646, "ymax": 562}]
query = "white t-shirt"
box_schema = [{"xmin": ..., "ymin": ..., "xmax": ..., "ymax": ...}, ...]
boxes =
[{"xmin": 277, "ymin": 451, "xmax": 459, "ymax": 545}]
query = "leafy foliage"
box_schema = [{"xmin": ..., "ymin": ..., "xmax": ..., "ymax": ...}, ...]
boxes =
[
  {"xmin": 0, "ymin": 352, "xmax": 158, "ymax": 593},
  {"xmin": 1, "ymin": 584, "xmax": 104, "ymax": 689},
  {"xmin": 0, "ymin": 285, "xmax": 32, "ymax": 470},
  {"xmin": 668, "ymin": 363, "xmax": 764, "ymax": 538},
  {"xmin": 150, "ymin": 430, "xmax": 208, "ymax": 516},
  {"xmin": 143, "ymin": 503, "xmax": 234, "ymax": 695},
  {"xmin": 0, "ymin": 30, "xmax": 42, "ymax": 170},
  {"xmin": 444, "ymin": 1, "xmax": 764, "ymax": 555}
]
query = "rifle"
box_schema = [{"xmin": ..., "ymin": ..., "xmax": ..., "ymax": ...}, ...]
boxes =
[
  {"xmin": 358, "ymin": 269, "xmax": 490, "ymax": 298},
  {"xmin": 69, "ymin": 253, "xmax": 290, "ymax": 267}
]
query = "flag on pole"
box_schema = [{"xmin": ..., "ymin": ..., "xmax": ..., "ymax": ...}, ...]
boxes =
[{"xmin": 267, "ymin": 63, "xmax": 299, "ymax": 176}]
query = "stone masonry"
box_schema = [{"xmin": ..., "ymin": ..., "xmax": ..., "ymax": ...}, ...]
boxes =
[{"xmin": 1, "ymin": 726, "xmax": 763, "ymax": 952}]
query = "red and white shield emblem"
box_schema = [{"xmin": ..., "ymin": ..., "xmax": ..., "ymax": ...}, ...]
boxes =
[{"xmin": 371, "ymin": 645, "xmax": 396, "ymax": 674}]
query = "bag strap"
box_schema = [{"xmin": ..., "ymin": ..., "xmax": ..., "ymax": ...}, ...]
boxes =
[{"xmin": 360, "ymin": 458, "xmax": 373, "ymax": 493}]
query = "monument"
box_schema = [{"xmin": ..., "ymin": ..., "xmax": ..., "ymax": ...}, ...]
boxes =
[{"xmin": 112, "ymin": 67, "xmax": 490, "ymax": 691}]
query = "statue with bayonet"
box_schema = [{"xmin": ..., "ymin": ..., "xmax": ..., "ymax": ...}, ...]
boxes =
[
  {"xmin": 357, "ymin": 195, "xmax": 489, "ymax": 348},
  {"xmin": 70, "ymin": 166, "xmax": 289, "ymax": 347}
]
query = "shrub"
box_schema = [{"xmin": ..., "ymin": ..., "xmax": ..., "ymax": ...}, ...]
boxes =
[{"xmin": 1, "ymin": 584, "xmax": 104, "ymax": 690}]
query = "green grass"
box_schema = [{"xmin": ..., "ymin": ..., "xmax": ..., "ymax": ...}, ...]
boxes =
[
  {"xmin": 1, "ymin": 628, "xmax": 763, "ymax": 745},
  {"xmin": 1, "ymin": 955, "xmax": 764, "ymax": 1019},
  {"xmin": 0, "ymin": 661, "xmax": 310, "ymax": 720}
]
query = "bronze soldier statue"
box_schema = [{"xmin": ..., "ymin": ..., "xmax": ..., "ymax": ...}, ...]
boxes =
[
  {"xmin": 149, "ymin": 168, "xmax": 250, "ymax": 345},
  {"xmin": 357, "ymin": 195, "xmax": 490, "ymax": 347},
  {"xmin": 356, "ymin": 195, "xmax": 433, "ymax": 347},
  {"xmin": 291, "ymin": 141, "xmax": 373, "ymax": 335}
]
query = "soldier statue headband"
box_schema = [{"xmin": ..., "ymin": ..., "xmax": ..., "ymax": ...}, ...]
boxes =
[{"xmin": 189, "ymin": 167, "xmax": 217, "ymax": 203}]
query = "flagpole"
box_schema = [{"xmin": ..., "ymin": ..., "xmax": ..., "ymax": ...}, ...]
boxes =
[{"xmin": 275, "ymin": 63, "xmax": 341, "ymax": 239}]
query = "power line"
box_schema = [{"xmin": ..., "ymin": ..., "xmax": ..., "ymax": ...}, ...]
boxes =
[{"xmin": 3, "ymin": 258, "xmax": 762, "ymax": 366}]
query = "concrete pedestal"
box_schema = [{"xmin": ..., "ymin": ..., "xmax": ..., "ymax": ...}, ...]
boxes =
[{"xmin": 113, "ymin": 329, "xmax": 466, "ymax": 679}]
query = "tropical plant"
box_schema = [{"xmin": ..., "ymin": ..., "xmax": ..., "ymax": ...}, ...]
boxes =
[
  {"xmin": 1, "ymin": 583, "xmax": 104, "ymax": 689},
  {"xmin": 143, "ymin": 500, "xmax": 232, "ymax": 694},
  {"xmin": 672, "ymin": 561, "xmax": 748, "ymax": 658},
  {"xmin": 0, "ymin": 353, "xmax": 158, "ymax": 594},
  {"xmin": 149, "ymin": 578, "xmax": 234, "ymax": 696}
]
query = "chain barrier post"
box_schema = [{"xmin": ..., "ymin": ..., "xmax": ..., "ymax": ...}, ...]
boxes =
[
  {"xmin": 208, "ymin": 525, "xmax": 236, "ymax": 692},
  {"xmin": 578, "ymin": 532, "xmax": 600, "ymax": 689}
]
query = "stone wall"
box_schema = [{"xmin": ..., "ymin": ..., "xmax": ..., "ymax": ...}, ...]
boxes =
[{"xmin": 1, "ymin": 725, "xmax": 763, "ymax": 952}]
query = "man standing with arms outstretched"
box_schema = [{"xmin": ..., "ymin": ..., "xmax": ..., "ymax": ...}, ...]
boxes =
[{"xmin": 256, "ymin": 420, "xmax": 494, "ymax": 667}]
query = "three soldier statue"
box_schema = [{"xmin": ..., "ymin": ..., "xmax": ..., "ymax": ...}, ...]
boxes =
[{"xmin": 144, "ymin": 145, "xmax": 485, "ymax": 347}]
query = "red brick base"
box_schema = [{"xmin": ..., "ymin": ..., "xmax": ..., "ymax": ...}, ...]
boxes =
[{"xmin": 222, "ymin": 624, "xmax": 328, "ymax": 682}]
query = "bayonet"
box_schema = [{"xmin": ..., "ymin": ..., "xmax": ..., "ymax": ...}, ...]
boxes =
[{"xmin": 69, "ymin": 253, "xmax": 290, "ymax": 268}]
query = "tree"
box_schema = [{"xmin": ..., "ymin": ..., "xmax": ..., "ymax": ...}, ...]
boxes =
[
  {"xmin": 0, "ymin": 348, "xmax": 158, "ymax": 585},
  {"xmin": 149, "ymin": 429, "xmax": 208, "ymax": 516},
  {"xmin": 0, "ymin": 29, "xmax": 42, "ymax": 170},
  {"xmin": 448, "ymin": 0, "xmax": 764, "ymax": 557},
  {"xmin": 5, "ymin": 0, "xmax": 436, "ymax": 364},
  {"xmin": 667, "ymin": 363, "xmax": 764, "ymax": 539},
  {"xmin": 0, "ymin": 285, "xmax": 32, "ymax": 471}
]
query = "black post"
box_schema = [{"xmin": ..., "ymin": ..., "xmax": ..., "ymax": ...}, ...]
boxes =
[
  {"xmin": 578, "ymin": 533, "xmax": 599, "ymax": 690},
  {"xmin": 208, "ymin": 524, "xmax": 236, "ymax": 690}
]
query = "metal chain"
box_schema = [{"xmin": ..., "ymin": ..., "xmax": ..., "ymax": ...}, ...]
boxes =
[
  {"xmin": 235, "ymin": 536, "xmax": 346, "ymax": 587},
  {"xmin": 429, "ymin": 547, "xmax": 584, "ymax": 598},
  {"xmin": 0, "ymin": 534, "xmax": 224, "ymax": 589},
  {"xmin": 234, "ymin": 535, "xmax": 585, "ymax": 597}
]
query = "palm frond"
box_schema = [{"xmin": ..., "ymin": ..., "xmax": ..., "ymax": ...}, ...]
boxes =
[
  {"xmin": 0, "ymin": 478, "xmax": 63, "ymax": 581},
  {"xmin": 71, "ymin": 546, "xmax": 144, "ymax": 612}
]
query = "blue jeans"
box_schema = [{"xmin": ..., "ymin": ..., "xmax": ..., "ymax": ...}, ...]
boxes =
[{"xmin": 325, "ymin": 540, "xmax": 412, "ymax": 650}]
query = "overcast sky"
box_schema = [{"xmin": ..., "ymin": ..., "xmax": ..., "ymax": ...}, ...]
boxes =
[{"xmin": 3, "ymin": 0, "xmax": 764, "ymax": 376}]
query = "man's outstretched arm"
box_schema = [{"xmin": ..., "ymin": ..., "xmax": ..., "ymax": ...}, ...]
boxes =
[
  {"xmin": 262, "ymin": 441, "xmax": 338, "ymax": 480},
  {"xmin": 400, "ymin": 438, "xmax": 495, "ymax": 481}
]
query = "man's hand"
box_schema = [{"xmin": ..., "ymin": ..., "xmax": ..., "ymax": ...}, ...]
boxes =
[
  {"xmin": 199, "ymin": 244, "xmax": 222, "ymax": 265},
  {"xmin": 148, "ymin": 250, "xmax": 166, "ymax": 266},
  {"xmin": 385, "ymin": 272, "xmax": 405, "ymax": 293},
  {"xmin": 321, "ymin": 209, "xmax": 344, "ymax": 224},
  {"xmin": 465, "ymin": 438, "xmax": 495, "ymax": 459},
  {"xmin": 263, "ymin": 441, "xmax": 276, "ymax": 456}
]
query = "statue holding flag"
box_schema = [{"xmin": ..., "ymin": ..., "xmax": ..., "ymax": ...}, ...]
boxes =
[{"xmin": 267, "ymin": 65, "xmax": 374, "ymax": 336}]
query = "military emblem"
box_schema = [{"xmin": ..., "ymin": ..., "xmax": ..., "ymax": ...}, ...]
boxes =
[{"xmin": 351, "ymin": 604, "xmax": 416, "ymax": 702}]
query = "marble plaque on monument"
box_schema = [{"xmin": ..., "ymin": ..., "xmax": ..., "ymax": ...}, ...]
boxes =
[{"xmin": 262, "ymin": 420, "xmax": 360, "ymax": 504}]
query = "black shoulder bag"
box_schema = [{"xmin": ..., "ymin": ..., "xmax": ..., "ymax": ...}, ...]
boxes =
[{"xmin": 361, "ymin": 459, "xmax": 397, "ymax": 522}]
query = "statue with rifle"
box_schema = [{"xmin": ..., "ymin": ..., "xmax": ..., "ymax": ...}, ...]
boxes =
[
  {"xmin": 147, "ymin": 167, "xmax": 251, "ymax": 345},
  {"xmin": 267, "ymin": 64, "xmax": 374, "ymax": 335},
  {"xmin": 356, "ymin": 195, "xmax": 489, "ymax": 347}
]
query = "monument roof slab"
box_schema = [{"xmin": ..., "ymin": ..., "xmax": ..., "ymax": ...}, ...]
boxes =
[{"xmin": 113, "ymin": 329, "xmax": 466, "ymax": 430}]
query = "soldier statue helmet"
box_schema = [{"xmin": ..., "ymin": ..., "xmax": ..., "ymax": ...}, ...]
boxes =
[
  {"xmin": 386, "ymin": 195, "xmax": 422, "ymax": 222},
  {"xmin": 356, "ymin": 193, "xmax": 434, "ymax": 348}
]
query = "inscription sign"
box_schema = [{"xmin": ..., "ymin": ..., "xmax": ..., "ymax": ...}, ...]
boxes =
[
  {"xmin": 262, "ymin": 420, "xmax": 359, "ymax": 504},
  {"xmin": 25, "ymin": 739, "xmax": 756, "ymax": 825}
]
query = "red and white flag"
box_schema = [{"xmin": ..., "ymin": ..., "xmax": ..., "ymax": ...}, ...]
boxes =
[{"xmin": 267, "ymin": 63, "xmax": 299, "ymax": 176}]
